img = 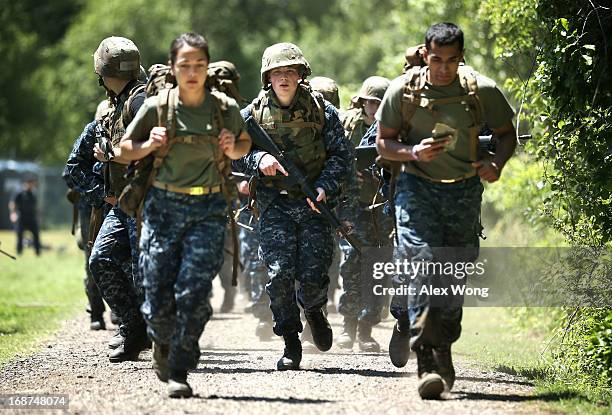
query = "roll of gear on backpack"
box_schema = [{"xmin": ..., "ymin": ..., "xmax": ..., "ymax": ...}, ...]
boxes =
[{"xmin": 117, "ymin": 63, "xmax": 244, "ymax": 286}]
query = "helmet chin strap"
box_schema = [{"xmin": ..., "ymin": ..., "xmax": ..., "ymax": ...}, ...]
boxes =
[{"xmin": 98, "ymin": 75, "xmax": 117, "ymax": 99}]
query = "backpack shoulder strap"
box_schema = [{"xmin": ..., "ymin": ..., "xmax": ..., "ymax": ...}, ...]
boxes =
[
  {"xmin": 399, "ymin": 66, "xmax": 427, "ymax": 137},
  {"xmin": 122, "ymin": 82, "xmax": 146, "ymax": 127},
  {"xmin": 152, "ymin": 88, "xmax": 177, "ymax": 166},
  {"xmin": 457, "ymin": 65, "xmax": 483, "ymax": 126},
  {"xmin": 298, "ymin": 85, "xmax": 325, "ymax": 131},
  {"xmin": 250, "ymin": 90, "xmax": 268, "ymax": 124},
  {"xmin": 210, "ymin": 89, "xmax": 229, "ymax": 131}
]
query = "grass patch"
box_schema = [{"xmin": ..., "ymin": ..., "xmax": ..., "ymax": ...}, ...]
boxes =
[
  {"xmin": 459, "ymin": 307, "xmax": 612, "ymax": 414},
  {"xmin": 0, "ymin": 229, "xmax": 85, "ymax": 367}
]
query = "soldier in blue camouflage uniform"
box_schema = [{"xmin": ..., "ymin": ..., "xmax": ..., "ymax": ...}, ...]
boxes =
[
  {"xmin": 63, "ymin": 124, "xmax": 107, "ymax": 331},
  {"xmin": 376, "ymin": 23, "xmax": 516, "ymax": 398},
  {"xmin": 336, "ymin": 76, "xmax": 393, "ymax": 352},
  {"xmin": 236, "ymin": 187, "xmax": 274, "ymax": 340},
  {"xmin": 88, "ymin": 37, "xmax": 149, "ymax": 363},
  {"xmin": 119, "ymin": 32, "xmax": 251, "ymax": 398},
  {"xmin": 234, "ymin": 43, "xmax": 351, "ymax": 370}
]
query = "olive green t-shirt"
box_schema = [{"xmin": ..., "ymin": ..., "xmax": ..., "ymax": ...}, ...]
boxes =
[
  {"xmin": 125, "ymin": 89, "xmax": 245, "ymax": 187},
  {"xmin": 376, "ymin": 69, "xmax": 515, "ymax": 180}
]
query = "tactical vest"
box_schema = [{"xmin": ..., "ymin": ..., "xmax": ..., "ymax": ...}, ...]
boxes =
[
  {"xmin": 342, "ymin": 108, "xmax": 371, "ymax": 147},
  {"xmin": 399, "ymin": 65, "xmax": 483, "ymax": 167},
  {"xmin": 107, "ymin": 81, "xmax": 146, "ymax": 196},
  {"xmin": 340, "ymin": 108, "xmax": 378, "ymax": 204},
  {"xmin": 250, "ymin": 84, "xmax": 326, "ymax": 194}
]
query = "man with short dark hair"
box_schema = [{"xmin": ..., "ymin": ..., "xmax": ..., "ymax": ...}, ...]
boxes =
[{"xmin": 376, "ymin": 22, "xmax": 516, "ymax": 398}]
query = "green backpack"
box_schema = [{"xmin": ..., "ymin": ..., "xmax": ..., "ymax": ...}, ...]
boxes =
[{"xmin": 118, "ymin": 64, "xmax": 241, "ymax": 285}]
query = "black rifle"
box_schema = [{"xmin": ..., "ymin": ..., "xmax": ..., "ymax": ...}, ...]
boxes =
[
  {"xmin": 245, "ymin": 116, "xmax": 362, "ymax": 254},
  {"xmin": 479, "ymin": 134, "xmax": 532, "ymax": 154},
  {"xmin": 0, "ymin": 242, "xmax": 16, "ymax": 260}
]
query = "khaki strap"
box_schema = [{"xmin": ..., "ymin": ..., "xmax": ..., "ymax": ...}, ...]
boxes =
[
  {"xmin": 152, "ymin": 180, "xmax": 222, "ymax": 195},
  {"xmin": 71, "ymin": 205, "xmax": 78, "ymax": 236},
  {"xmin": 87, "ymin": 206, "xmax": 104, "ymax": 249}
]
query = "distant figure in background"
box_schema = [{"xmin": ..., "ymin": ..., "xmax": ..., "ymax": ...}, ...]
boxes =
[{"xmin": 9, "ymin": 178, "xmax": 41, "ymax": 256}]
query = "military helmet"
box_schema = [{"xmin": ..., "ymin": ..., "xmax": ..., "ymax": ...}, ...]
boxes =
[
  {"xmin": 310, "ymin": 76, "xmax": 340, "ymax": 108},
  {"xmin": 94, "ymin": 37, "xmax": 140, "ymax": 80},
  {"xmin": 260, "ymin": 42, "xmax": 311, "ymax": 85},
  {"xmin": 356, "ymin": 76, "xmax": 391, "ymax": 102},
  {"xmin": 208, "ymin": 60, "xmax": 240, "ymax": 82}
]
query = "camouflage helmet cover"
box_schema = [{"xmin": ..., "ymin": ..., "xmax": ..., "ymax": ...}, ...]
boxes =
[
  {"xmin": 208, "ymin": 60, "xmax": 240, "ymax": 82},
  {"xmin": 260, "ymin": 42, "xmax": 311, "ymax": 85},
  {"xmin": 94, "ymin": 37, "xmax": 140, "ymax": 79},
  {"xmin": 356, "ymin": 76, "xmax": 391, "ymax": 102},
  {"xmin": 310, "ymin": 76, "xmax": 340, "ymax": 108}
]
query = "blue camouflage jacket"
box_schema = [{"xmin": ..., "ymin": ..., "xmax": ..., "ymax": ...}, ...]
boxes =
[{"xmin": 62, "ymin": 121, "xmax": 106, "ymax": 208}]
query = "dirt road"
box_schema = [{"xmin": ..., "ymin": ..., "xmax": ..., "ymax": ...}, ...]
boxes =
[{"xmin": 0, "ymin": 289, "xmax": 546, "ymax": 415}]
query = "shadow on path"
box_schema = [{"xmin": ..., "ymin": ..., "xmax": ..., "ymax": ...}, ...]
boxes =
[{"xmin": 193, "ymin": 394, "xmax": 334, "ymax": 404}]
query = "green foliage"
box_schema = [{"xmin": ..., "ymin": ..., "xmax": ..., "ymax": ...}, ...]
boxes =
[
  {"xmin": 481, "ymin": 0, "xmax": 612, "ymax": 396},
  {"xmin": 0, "ymin": 0, "xmax": 83, "ymax": 161},
  {"xmin": 553, "ymin": 308, "xmax": 612, "ymax": 387},
  {"xmin": 1, "ymin": 0, "xmax": 508, "ymax": 162}
]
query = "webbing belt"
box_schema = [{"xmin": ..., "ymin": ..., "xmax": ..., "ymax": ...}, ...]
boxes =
[{"xmin": 153, "ymin": 180, "xmax": 222, "ymax": 195}]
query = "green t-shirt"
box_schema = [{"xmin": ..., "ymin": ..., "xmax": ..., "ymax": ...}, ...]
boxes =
[
  {"xmin": 125, "ymin": 89, "xmax": 245, "ymax": 187},
  {"xmin": 376, "ymin": 69, "xmax": 515, "ymax": 180}
]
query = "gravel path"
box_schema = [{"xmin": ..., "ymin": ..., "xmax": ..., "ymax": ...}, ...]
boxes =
[{"xmin": 0, "ymin": 287, "xmax": 550, "ymax": 415}]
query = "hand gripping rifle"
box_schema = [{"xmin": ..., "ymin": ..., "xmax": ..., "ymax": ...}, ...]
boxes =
[
  {"xmin": 94, "ymin": 122, "xmax": 115, "ymax": 162},
  {"xmin": 245, "ymin": 116, "xmax": 362, "ymax": 254}
]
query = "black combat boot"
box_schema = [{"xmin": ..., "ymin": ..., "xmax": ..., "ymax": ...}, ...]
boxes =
[
  {"xmin": 168, "ymin": 369, "xmax": 192, "ymax": 398},
  {"xmin": 152, "ymin": 342, "xmax": 170, "ymax": 382},
  {"xmin": 255, "ymin": 319, "xmax": 274, "ymax": 341},
  {"xmin": 110, "ymin": 311, "xmax": 121, "ymax": 325},
  {"xmin": 357, "ymin": 321, "xmax": 380, "ymax": 352},
  {"xmin": 108, "ymin": 329, "xmax": 124, "ymax": 349},
  {"xmin": 388, "ymin": 321, "xmax": 410, "ymax": 367},
  {"xmin": 433, "ymin": 344, "xmax": 455, "ymax": 391},
  {"xmin": 90, "ymin": 316, "xmax": 106, "ymax": 331},
  {"xmin": 220, "ymin": 287, "xmax": 236, "ymax": 313},
  {"xmin": 109, "ymin": 325, "xmax": 149, "ymax": 363},
  {"xmin": 416, "ymin": 345, "xmax": 444, "ymax": 399},
  {"xmin": 300, "ymin": 322, "xmax": 318, "ymax": 354},
  {"xmin": 335, "ymin": 318, "xmax": 357, "ymax": 350},
  {"xmin": 304, "ymin": 309, "xmax": 333, "ymax": 352},
  {"xmin": 276, "ymin": 332, "xmax": 302, "ymax": 371}
]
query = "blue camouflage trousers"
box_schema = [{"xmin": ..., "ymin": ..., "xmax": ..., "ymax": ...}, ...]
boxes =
[
  {"xmin": 89, "ymin": 204, "xmax": 143, "ymax": 336},
  {"xmin": 338, "ymin": 204, "xmax": 393, "ymax": 325},
  {"xmin": 79, "ymin": 206, "xmax": 105, "ymax": 319},
  {"xmin": 258, "ymin": 196, "xmax": 334, "ymax": 336},
  {"xmin": 239, "ymin": 217, "xmax": 270, "ymax": 321},
  {"xmin": 139, "ymin": 187, "xmax": 227, "ymax": 372},
  {"xmin": 391, "ymin": 173, "xmax": 483, "ymax": 348}
]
